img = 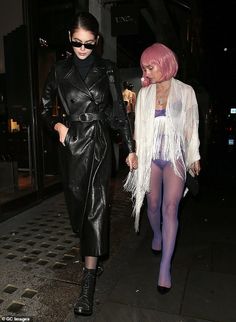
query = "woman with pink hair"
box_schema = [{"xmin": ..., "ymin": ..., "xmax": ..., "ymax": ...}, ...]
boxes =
[{"xmin": 125, "ymin": 43, "xmax": 201, "ymax": 294}]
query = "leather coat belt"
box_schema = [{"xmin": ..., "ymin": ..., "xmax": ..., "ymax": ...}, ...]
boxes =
[{"xmin": 67, "ymin": 112, "xmax": 105, "ymax": 122}]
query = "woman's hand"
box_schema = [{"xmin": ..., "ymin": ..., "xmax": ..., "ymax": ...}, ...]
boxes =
[
  {"xmin": 54, "ymin": 123, "xmax": 69, "ymax": 145},
  {"xmin": 190, "ymin": 160, "xmax": 201, "ymax": 176},
  {"xmin": 126, "ymin": 152, "xmax": 138, "ymax": 171}
]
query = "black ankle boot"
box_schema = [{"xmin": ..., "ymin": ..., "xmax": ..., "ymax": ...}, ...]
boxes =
[{"xmin": 74, "ymin": 268, "xmax": 96, "ymax": 316}]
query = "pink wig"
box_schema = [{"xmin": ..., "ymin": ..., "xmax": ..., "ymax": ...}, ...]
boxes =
[{"xmin": 140, "ymin": 43, "xmax": 178, "ymax": 87}]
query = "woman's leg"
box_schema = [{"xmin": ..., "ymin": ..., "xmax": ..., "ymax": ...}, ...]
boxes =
[
  {"xmin": 146, "ymin": 161, "xmax": 163, "ymax": 251},
  {"xmin": 158, "ymin": 162, "xmax": 184, "ymax": 288},
  {"xmin": 85, "ymin": 256, "xmax": 98, "ymax": 269}
]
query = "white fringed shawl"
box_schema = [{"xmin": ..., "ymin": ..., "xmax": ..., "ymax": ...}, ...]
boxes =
[{"xmin": 124, "ymin": 78, "xmax": 200, "ymax": 232}]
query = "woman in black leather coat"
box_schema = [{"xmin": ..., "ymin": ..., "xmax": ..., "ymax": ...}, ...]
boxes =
[{"xmin": 41, "ymin": 12, "xmax": 137, "ymax": 316}]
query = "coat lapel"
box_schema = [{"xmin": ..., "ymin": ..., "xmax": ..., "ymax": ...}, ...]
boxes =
[
  {"xmin": 84, "ymin": 57, "xmax": 107, "ymax": 91},
  {"xmin": 62, "ymin": 56, "xmax": 106, "ymax": 101},
  {"xmin": 63, "ymin": 60, "xmax": 91, "ymax": 97}
]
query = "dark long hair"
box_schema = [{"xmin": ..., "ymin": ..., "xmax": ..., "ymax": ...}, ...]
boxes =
[{"xmin": 69, "ymin": 12, "xmax": 99, "ymax": 37}]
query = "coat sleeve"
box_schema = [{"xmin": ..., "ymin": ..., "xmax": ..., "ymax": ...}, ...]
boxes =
[
  {"xmin": 41, "ymin": 65, "xmax": 62, "ymax": 131},
  {"xmin": 185, "ymin": 86, "xmax": 201, "ymax": 168},
  {"xmin": 107, "ymin": 62, "xmax": 135, "ymax": 153}
]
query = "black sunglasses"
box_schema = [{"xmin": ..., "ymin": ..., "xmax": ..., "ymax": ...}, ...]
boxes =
[{"xmin": 70, "ymin": 41, "xmax": 96, "ymax": 49}]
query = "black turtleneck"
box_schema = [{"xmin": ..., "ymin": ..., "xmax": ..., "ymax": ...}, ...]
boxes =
[{"xmin": 73, "ymin": 54, "xmax": 95, "ymax": 80}]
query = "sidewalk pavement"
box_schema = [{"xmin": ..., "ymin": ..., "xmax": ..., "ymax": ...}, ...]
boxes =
[{"xmin": 0, "ymin": 166, "xmax": 236, "ymax": 322}]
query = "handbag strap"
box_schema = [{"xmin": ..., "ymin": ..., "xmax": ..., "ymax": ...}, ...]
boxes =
[
  {"xmin": 105, "ymin": 62, "xmax": 127, "ymax": 127},
  {"xmin": 105, "ymin": 61, "xmax": 119, "ymax": 106}
]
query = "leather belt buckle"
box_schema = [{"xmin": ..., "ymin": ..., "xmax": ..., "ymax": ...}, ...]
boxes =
[
  {"xmin": 70, "ymin": 112, "xmax": 104, "ymax": 122},
  {"xmin": 78, "ymin": 113, "xmax": 88, "ymax": 122}
]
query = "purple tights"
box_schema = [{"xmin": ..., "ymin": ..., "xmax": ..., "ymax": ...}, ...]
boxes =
[{"xmin": 147, "ymin": 159, "xmax": 184, "ymax": 288}]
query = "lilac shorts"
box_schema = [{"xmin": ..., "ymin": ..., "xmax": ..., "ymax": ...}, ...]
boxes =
[{"xmin": 152, "ymin": 159, "xmax": 170, "ymax": 169}]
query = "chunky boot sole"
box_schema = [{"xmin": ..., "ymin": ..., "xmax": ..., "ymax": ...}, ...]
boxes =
[
  {"xmin": 97, "ymin": 262, "xmax": 104, "ymax": 277},
  {"xmin": 74, "ymin": 305, "xmax": 92, "ymax": 316}
]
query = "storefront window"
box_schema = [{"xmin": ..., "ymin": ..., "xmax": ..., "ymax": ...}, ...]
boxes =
[
  {"xmin": 0, "ymin": 118, "xmax": 35, "ymax": 204},
  {"xmin": 0, "ymin": 0, "xmax": 79, "ymax": 213},
  {"xmin": 38, "ymin": 47, "xmax": 61, "ymax": 189}
]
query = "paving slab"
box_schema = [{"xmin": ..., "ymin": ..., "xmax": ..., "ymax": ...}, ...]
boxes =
[
  {"xmin": 94, "ymin": 302, "xmax": 213, "ymax": 322},
  {"xmin": 0, "ymin": 193, "xmax": 83, "ymax": 321},
  {"xmin": 182, "ymin": 270, "xmax": 236, "ymax": 322},
  {"xmin": 211, "ymin": 242, "xmax": 236, "ymax": 275}
]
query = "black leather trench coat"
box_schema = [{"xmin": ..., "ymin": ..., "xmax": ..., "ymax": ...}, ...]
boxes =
[{"xmin": 41, "ymin": 55, "xmax": 134, "ymax": 257}]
